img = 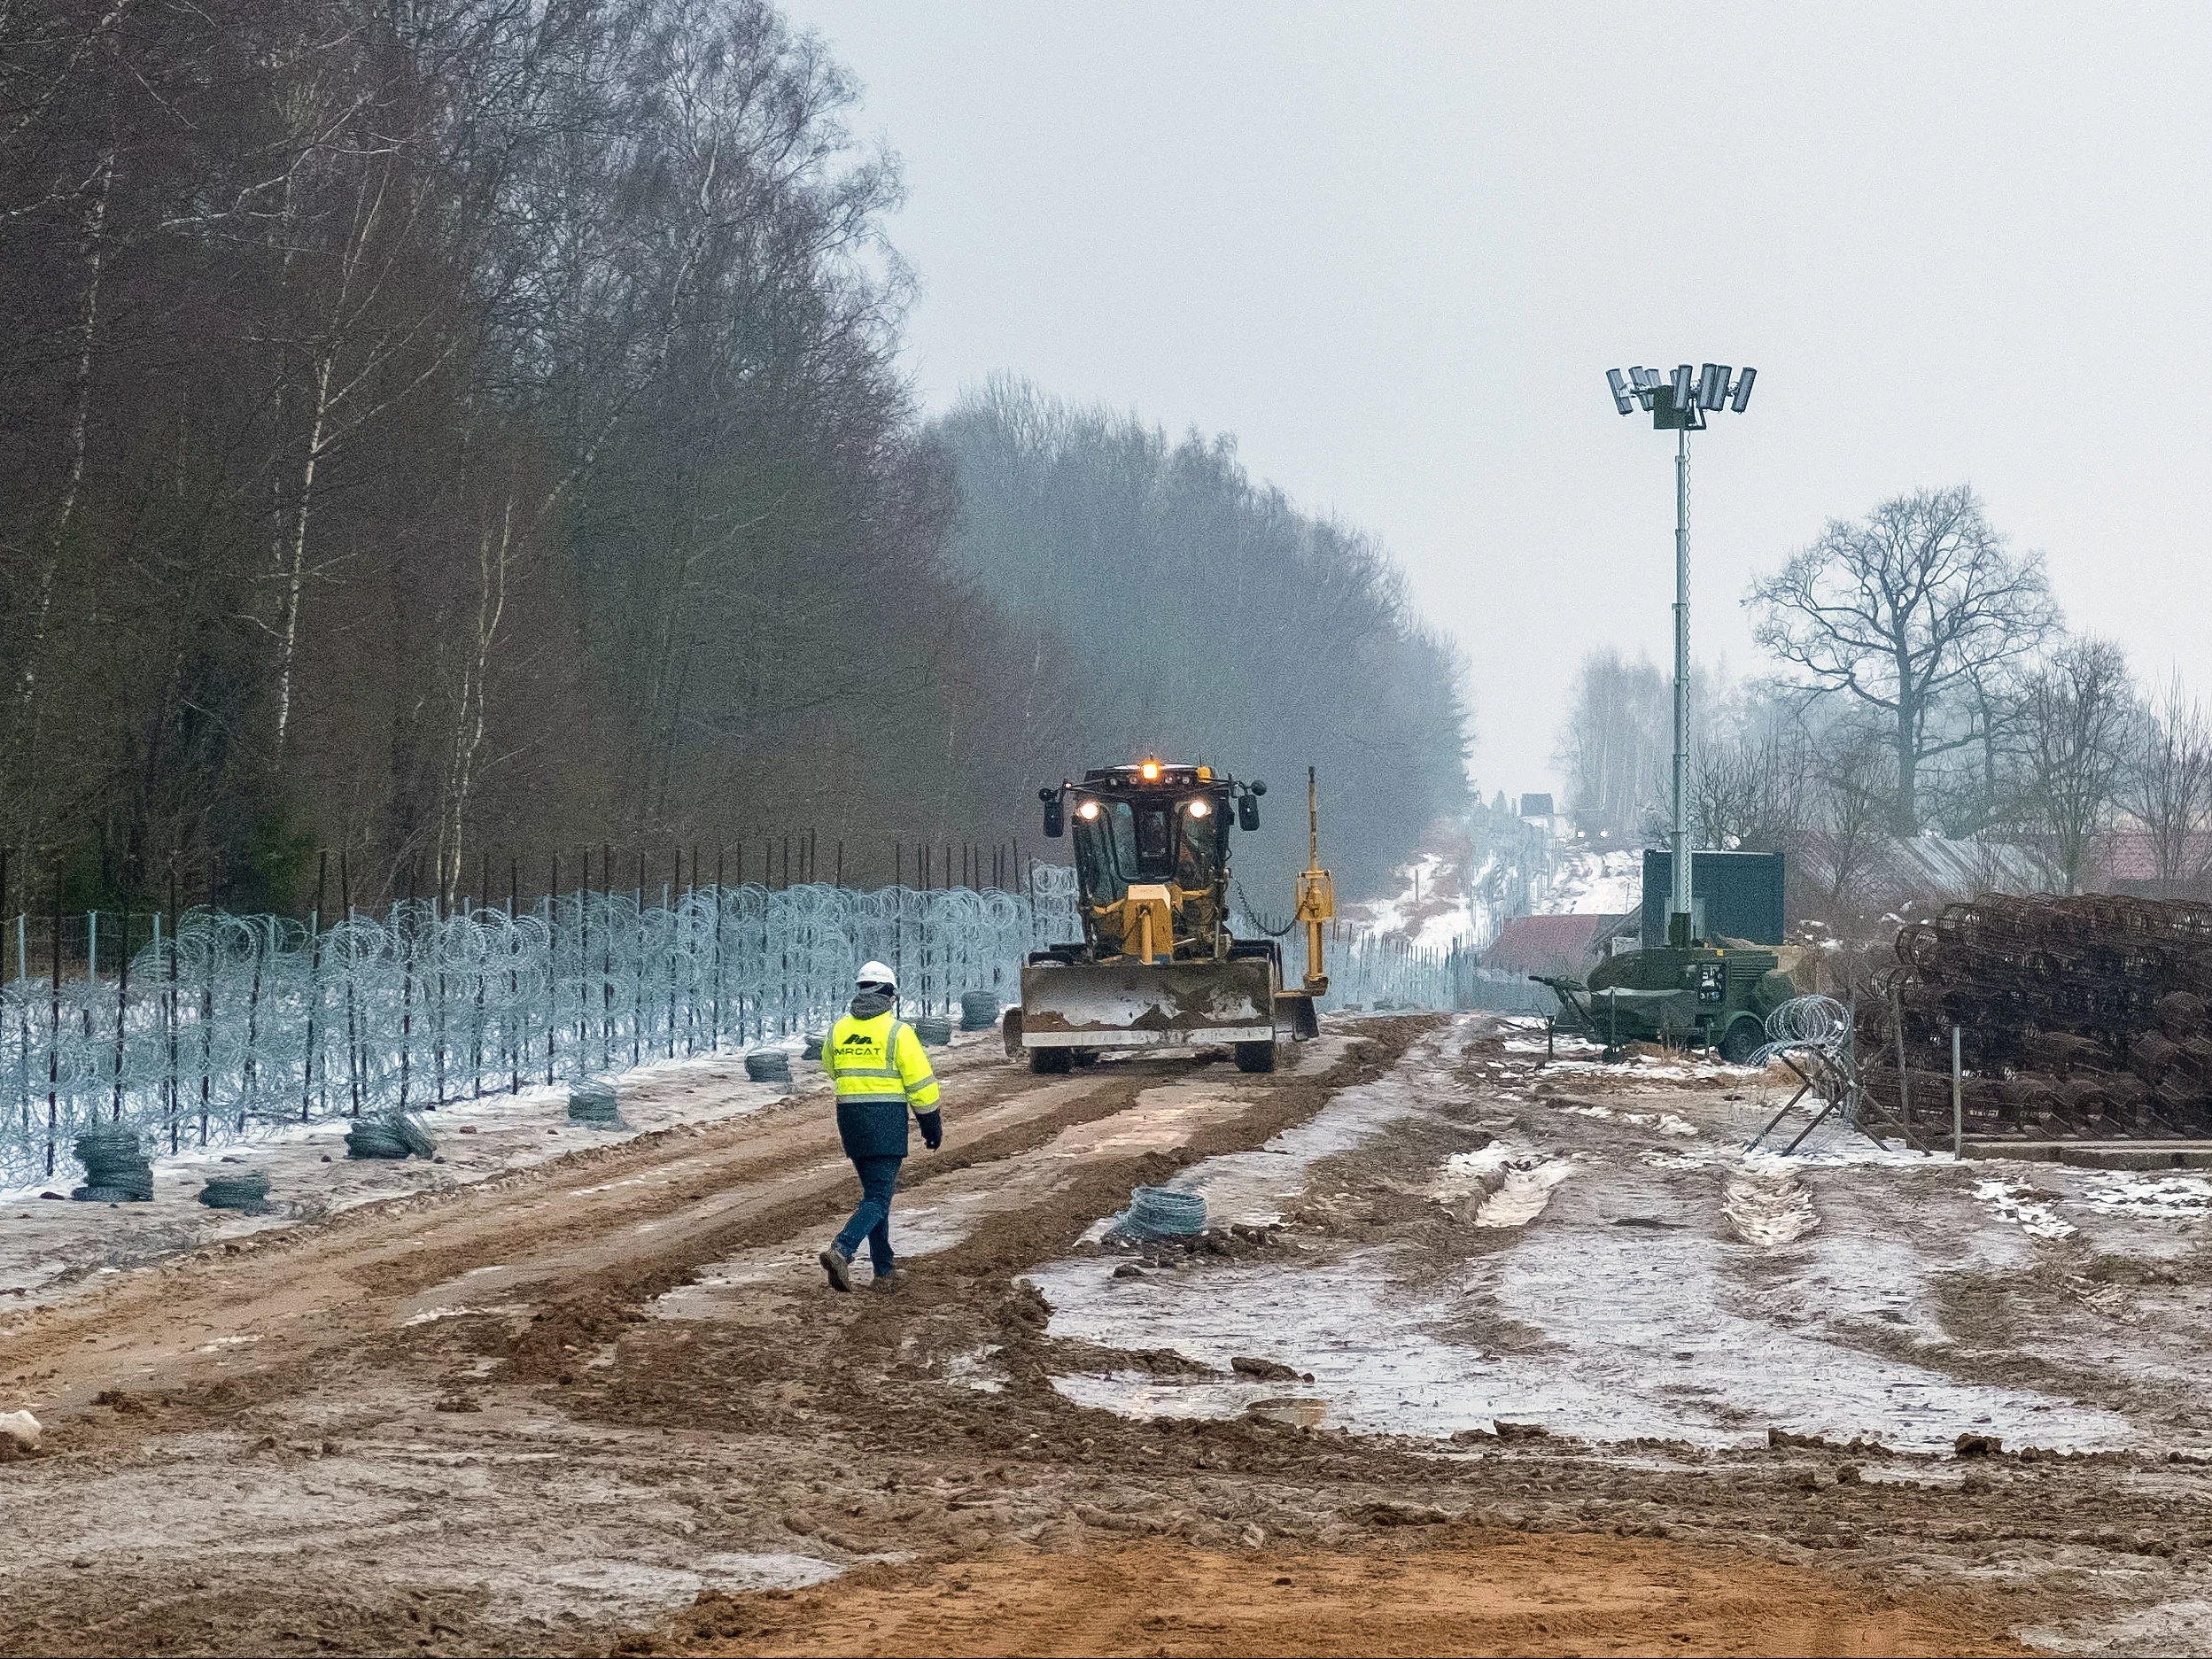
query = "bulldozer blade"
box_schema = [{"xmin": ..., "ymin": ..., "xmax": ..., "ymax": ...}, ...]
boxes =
[{"xmin": 1020, "ymin": 959, "xmax": 1276, "ymax": 1048}]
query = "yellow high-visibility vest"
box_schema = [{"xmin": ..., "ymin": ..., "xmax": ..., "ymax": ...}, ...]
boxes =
[{"xmin": 823, "ymin": 1011, "xmax": 941, "ymax": 1112}]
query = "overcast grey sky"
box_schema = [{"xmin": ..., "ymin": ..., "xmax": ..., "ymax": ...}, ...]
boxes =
[{"xmin": 783, "ymin": 0, "xmax": 2212, "ymax": 799}]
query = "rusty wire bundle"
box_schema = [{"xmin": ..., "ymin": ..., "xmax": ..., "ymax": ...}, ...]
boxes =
[{"xmin": 1859, "ymin": 893, "xmax": 2212, "ymax": 1141}]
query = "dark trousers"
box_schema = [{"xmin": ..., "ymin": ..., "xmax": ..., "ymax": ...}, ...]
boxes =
[{"xmin": 833, "ymin": 1154, "xmax": 903, "ymax": 1275}]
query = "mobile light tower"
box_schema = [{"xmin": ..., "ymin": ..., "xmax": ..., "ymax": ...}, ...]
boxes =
[{"xmin": 1603, "ymin": 361, "xmax": 1757, "ymax": 949}]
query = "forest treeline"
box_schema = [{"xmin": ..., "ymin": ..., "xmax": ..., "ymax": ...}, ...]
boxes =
[
  {"xmin": 1556, "ymin": 485, "xmax": 2212, "ymax": 923},
  {"xmin": 0, "ymin": 0, "xmax": 1467, "ymax": 916},
  {"xmin": 935, "ymin": 380, "xmax": 1470, "ymax": 901}
]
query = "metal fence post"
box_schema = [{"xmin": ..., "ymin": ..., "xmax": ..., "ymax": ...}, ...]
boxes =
[{"xmin": 1952, "ymin": 1023, "xmax": 1964, "ymax": 1160}]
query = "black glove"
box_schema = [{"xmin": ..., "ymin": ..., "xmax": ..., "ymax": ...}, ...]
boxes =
[{"xmin": 917, "ymin": 1110, "xmax": 943, "ymax": 1151}]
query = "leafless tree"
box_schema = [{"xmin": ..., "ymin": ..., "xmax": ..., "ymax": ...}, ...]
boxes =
[
  {"xmin": 1803, "ymin": 729, "xmax": 1895, "ymax": 912},
  {"xmin": 1554, "ymin": 648, "xmax": 1667, "ymax": 840},
  {"xmin": 2004, "ymin": 638, "xmax": 2135, "ymax": 894},
  {"xmin": 1748, "ymin": 485, "xmax": 2059, "ymax": 835},
  {"xmin": 2125, "ymin": 672, "xmax": 2212, "ymax": 891},
  {"xmin": 1689, "ymin": 726, "xmax": 1805, "ymax": 856}
]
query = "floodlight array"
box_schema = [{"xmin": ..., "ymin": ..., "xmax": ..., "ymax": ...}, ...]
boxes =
[{"xmin": 1605, "ymin": 361, "xmax": 1757, "ymax": 424}]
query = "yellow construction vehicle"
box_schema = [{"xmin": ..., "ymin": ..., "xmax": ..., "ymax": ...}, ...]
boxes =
[{"xmin": 1004, "ymin": 759, "xmax": 1330, "ymax": 1074}]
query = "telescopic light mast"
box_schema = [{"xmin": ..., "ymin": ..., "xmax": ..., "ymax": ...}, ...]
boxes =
[{"xmin": 1601, "ymin": 362, "xmax": 1758, "ymax": 948}]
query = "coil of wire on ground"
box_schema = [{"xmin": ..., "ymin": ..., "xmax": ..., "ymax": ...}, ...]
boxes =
[
  {"xmin": 1123, "ymin": 1186, "xmax": 1208, "ymax": 1238},
  {"xmin": 0, "ymin": 865, "xmax": 1463, "ymax": 1187}
]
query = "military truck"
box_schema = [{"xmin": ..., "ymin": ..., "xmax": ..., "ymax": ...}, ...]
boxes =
[{"xmin": 1537, "ymin": 943, "xmax": 1797, "ymax": 1063}]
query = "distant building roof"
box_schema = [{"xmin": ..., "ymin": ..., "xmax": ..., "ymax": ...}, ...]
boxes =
[
  {"xmin": 1865, "ymin": 833, "xmax": 2045, "ymax": 897},
  {"xmin": 1518, "ymin": 793, "xmax": 1555, "ymax": 819},
  {"xmin": 2094, "ymin": 831, "xmax": 2212, "ymax": 884},
  {"xmin": 1483, "ymin": 912, "xmax": 1625, "ymax": 977}
]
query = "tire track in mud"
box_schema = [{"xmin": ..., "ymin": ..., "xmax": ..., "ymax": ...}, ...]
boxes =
[
  {"xmin": 8, "ymin": 1017, "xmax": 2212, "ymax": 1658},
  {"xmin": 0, "ymin": 1046, "xmax": 1148, "ymax": 1415},
  {"xmin": 2, "ymin": 1021, "xmax": 1439, "ymax": 1423},
  {"xmin": 0, "ymin": 1021, "xmax": 1445, "ymax": 1659},
  {"xmin": 497, "ymin": 1020, "xmax": 1446, "ymax": 1392}
]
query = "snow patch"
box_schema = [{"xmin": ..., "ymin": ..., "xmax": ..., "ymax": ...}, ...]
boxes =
[
  {"xmin": 1472, "ymin": 1159, "xmax": 1576, "ymax": 1228},
  {"xmin": 1537, "ymin": 847, "xmax": 1641, "ymax": 917},
  {"xmin": 1973, "ymin": 1180, "xmax": 2078, "ymax": 1240},
  {"xmin": 2079, "ymin": 1173, "xmax": 2212, "ymax": 1221}
]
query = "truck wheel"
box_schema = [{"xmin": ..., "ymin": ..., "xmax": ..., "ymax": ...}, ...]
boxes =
[
  {"xmin": 1232, "ymin": 1040, "xmax": 1277, "ymax": 1074},
  {"xmin": 1719, "ymin": 1018, "xmax": 1764, "ymax": 1065},
  {"xmin": 1030, "ymin": 1048, "xmax": 1072, "ymax": 1074}
]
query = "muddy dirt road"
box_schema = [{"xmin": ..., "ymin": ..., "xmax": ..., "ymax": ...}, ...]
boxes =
[{"xmin": 3, "ymin": 1016, "xmax": 2210, "ymax": 1656}]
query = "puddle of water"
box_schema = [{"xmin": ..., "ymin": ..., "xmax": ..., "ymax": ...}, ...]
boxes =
[
  {"xmin": 1145, "ymin": 1027, "xmax": 1484, "ymax": 1226},
  {"xmin": 1037, "ymin": 1230, "xmax": 2130, "ymax": 1454}
]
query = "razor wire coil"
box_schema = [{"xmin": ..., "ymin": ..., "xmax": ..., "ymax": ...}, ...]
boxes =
[{"xmin": 4, "ymin": 864, "xmax": 1462, "ymax": 1190}]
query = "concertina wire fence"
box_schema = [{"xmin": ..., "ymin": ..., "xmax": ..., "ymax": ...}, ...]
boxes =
[{"xmin": 4, "ymin": 870, "xmax": 1464, "ymax": 1187}]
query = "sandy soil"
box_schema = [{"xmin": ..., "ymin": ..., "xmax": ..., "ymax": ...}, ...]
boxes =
[
  {"xmin": 648, "ymin": 1531, "xmax": 2030, "ymax": 1657},
  {"xmin": 4, "ymin": 1015, "xmax": 2210, "ymax": 1657}
]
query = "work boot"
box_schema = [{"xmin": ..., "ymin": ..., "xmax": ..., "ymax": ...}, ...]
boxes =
[
  {"xmin": 870, "ymin": 1268, "xmax": 900, "ymax": 1294},
  {"xmin": 819, "ymin": 1248, "xmax": 852, "ymax": 1292}
]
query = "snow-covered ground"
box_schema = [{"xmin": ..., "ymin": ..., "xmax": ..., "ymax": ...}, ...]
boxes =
[
  {"xmin": 1342, "ymin": 850, "xmax": 1479, "ymax": 952},
  {"xmin": 1032, "ymin": 1016, "xmax": 2210, "ymax": 1458},
  {"xmin": 1342, "ymin": 827, "xmax": 1642, "ymax": 957},
  {"xmin": 1538, "ymin": 844, "xmax": 1640, "ymax": 916}
]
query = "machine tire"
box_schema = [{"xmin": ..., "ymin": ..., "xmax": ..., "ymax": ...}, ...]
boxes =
[
  {"xmin": 1030, "ymin": 1047, "xmax": 1072, "ymax": 1074},
  {"xmin": 1232, "ymin": 1040, "xmax": 1277, "ymax": 1074},
  {"xmin": 1719, "ymin": 1017, "xmax": 1765, "ymax": 1066},
  {"xmin": 1070, "ymin": 1048, "xmax": 1100, "ymax": 1067}
]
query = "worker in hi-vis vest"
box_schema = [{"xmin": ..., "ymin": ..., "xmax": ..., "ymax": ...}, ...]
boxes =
[{"xmin": 818, "ymin": 960, "xmax": 942, "ymax": 1291}]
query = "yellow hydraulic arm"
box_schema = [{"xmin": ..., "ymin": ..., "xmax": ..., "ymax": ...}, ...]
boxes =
[{"xmin": 1295, "ymin": 765, "xmax": 1333, "ymax": 995}]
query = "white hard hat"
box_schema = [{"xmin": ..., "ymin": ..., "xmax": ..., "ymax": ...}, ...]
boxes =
[{"xmin": 857, "ymin": 961, "xmax": 897, "ymax": 989}]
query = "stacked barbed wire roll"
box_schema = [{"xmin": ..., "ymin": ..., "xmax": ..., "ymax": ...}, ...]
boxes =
[
  {"xmin": 742, "ymin": 1050, "xmax": 791, "ymax": 1085},
  {"xmin": 71, "ymin": 1128, "xmax": 152, "ymax": 1202},
  {"xmin": 567, "ymin": 1081, "xmax": 623, "ymax": 1127},
  {"xmin": 1860, "ymin": 893, "xmax": 2212, "ymax": 1140},
  {"xmin": 198, "ymin": 1169, "xmax": 274, "ymax": 1213},
  {"xmin": 345, "ymin": 1112, "xmax": 438, "ymax": 1160},
  {"xmin": 1123, "ymin": 1185, "xmax": 1208, "ymax": 1238}
]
